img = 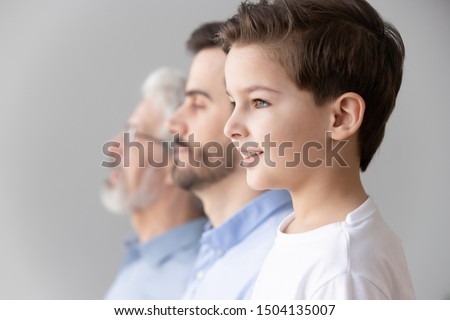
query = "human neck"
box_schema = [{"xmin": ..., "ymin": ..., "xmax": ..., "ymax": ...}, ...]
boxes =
[
  {"xmin": 287, "ymin": 167, "xmax": 367, "ymax": 234},
  {"xmin": 131, "ymin": 189, "xmax": 201, "ymax": 243},
  {"xmin": 195, "ymin": 169, "xmax": 262, "ymax": 228}
]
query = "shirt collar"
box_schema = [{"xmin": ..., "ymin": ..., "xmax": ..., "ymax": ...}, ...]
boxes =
[
  {"xmin": 200, "ymin": 189, "xmax": 291, "ymax": 253},
  {"xmin": 124, "ymin": 217, "xmax": 207, "ymax": 266}
]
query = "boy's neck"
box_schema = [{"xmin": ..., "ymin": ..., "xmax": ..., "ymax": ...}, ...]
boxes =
[
  {"xmin": 286, "ymin": 168, "xmax": 367, "ymax": 234},
  {"xmin": 195, "ymin": 168, "xmax": 263, "ymax": 228}
]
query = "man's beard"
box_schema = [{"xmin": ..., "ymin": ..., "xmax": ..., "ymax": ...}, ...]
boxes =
[
  {"xmin": 100, "ymin": 168, "xmax": 159, "ymax": 215},
  {"xmin": 171, "ymin": 139, "xmax": 239, "ymax": 191}
]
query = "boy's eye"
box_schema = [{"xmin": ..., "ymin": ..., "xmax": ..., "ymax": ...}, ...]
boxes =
[
  {"xmin": 254, "ymin": 99, "xmax": 271, "ymax": 109},
  {"xmin": 230, "ymin": 101, "xmax": 236, "ymax": 108}
]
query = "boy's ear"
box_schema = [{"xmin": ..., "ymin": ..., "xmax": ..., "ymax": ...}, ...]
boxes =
[{"xmin": 329, "ymin": 92, "xmax": 365, "ymax": 140}]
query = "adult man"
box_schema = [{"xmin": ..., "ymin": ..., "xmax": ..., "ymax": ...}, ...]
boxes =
[
  {"xmin": 101, "ymin": 67, "xmax": 206, "ymax": 299},
  {"xmin": 167, "ymin": 23, "xmax": 293, "ymax": 299}
]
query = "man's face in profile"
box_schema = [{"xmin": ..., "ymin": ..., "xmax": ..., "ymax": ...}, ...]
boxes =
[
  {"xmin": 101, "ymin": 97, "xmax": 167, "ymax": 214},
  {"xmin": 167, "ymin": 47, "xmax": 239, "ymax": 191}
]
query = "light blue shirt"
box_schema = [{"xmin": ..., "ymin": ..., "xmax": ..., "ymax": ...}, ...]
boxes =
[
  {"xmin": 105, "ymin": 217, "xmax": 207, "ymax": 300},
  {"xmin": 182, "ymin": 190, "xmax": 293, "ymax": 299}
]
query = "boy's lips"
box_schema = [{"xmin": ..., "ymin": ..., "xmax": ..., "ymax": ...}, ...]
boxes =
[{"xmin": 240, "ymin": 147, "xmax": 264, "ymax": 167}]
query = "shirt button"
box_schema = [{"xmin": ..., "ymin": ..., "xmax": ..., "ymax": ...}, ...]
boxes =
[{"xmin": 196, "ymin": 270, "xmax": 205, "ymax": 280}]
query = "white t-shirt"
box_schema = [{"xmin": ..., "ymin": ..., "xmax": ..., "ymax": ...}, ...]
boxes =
[{"xmin": 251, "ymin": 197, "xmax": 415, "ymax": 299}]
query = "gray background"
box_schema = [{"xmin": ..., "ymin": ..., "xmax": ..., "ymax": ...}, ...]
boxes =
[{"xmin": 0, "ymin": 0, "xmax": 448, "ymax": 299}]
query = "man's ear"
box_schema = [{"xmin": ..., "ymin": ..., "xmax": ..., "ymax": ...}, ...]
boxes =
[{"xmin": 329, "ymin": 92, "xmax": 365, "ymax": 140}]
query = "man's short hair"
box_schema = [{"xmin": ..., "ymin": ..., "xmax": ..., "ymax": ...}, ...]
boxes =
[
  {"xmin": 218, "ymin": 0, "xmax": 405, "ymax": 171},
  {"xmin": 187, "ymin": 22, "xmax": 224, "ymax": 54}
]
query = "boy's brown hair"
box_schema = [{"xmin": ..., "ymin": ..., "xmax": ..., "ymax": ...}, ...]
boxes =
[{"xmin": 218, "ymin": 0, "xmax": 405, "ymax": 171}]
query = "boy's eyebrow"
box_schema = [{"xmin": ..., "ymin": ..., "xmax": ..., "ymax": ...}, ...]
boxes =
[
  {"xmin": 185, "ymin": 89, "xmax": 212, "ymax": 101},
  {"xmin": 227, "ymin": 85, "xmax": 282, "ymax": 96}
]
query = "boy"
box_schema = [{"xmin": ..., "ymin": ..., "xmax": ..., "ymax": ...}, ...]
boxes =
[{"xmin": 219, "ymin": 0, "xmax": 415, "ymax": 299}]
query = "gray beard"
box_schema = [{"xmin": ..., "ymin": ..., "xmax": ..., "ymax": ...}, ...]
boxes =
[{"xmin": 100, "ymin": 169, "xmax": 159, "ymax": 215}]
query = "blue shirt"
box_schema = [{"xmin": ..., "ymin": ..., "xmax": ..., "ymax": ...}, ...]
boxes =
[
  {"xmin": 182, "ymin": 190, "xmax": 293, "ymax": 299},
  {"xmin": 105, "ymin": 217, "xmax": 207, "ymax": 300}
]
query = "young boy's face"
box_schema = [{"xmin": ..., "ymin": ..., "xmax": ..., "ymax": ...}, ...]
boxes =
[{"xmin": 224, "ymin": 44, "xmax": 332, "ymax": 191}]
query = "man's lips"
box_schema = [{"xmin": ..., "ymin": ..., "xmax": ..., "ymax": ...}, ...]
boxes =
[
  {"xmin": 173, "ymin": 138, "xmax": 192, "ymax": 150},
  {"xmin": 173, "ymin": 142, "xmax": 191, "ymax": 165},
  {"xmin": 108, "ymin": 169, "xmax": 121, "ymax": 186},
  {"xmin": 173, "ymin": 141, "xmax": 189, "ymax": 148},
  {"xmin": 177, "ymin": 146, "xmax": 189, "ymax": 157},
  {"xmin": 173, "ymin": 143, "xmax": 190, "ymax": 154}
]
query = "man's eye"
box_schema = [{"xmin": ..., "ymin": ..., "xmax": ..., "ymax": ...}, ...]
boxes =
[
  {"xmin": 254, "ymin": 99, "xmax": 271, "ymax": 108},
  {"xmin": 192, "ymin": 103, "xmax": 205, "ymax": 109}
]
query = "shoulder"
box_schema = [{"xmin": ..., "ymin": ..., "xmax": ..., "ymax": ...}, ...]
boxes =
[{"xmin": 311, "ymin": 272, "xmax": 389, "ymax": 299}]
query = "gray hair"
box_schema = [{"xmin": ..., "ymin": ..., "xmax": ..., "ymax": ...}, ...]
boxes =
[{"xmin": 141, "ymin": 67, "xmax": 186, "ymax": 140}]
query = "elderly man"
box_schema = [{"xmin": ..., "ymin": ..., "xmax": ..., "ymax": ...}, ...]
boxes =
[{"xmin": 101, "ymin": 67, "xmax": 206, "ymax": 299}]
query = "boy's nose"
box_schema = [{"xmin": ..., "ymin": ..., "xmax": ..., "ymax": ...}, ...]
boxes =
[{"xmin": 224, "ymin": 107, "xmax": 249, "ymax": 140}]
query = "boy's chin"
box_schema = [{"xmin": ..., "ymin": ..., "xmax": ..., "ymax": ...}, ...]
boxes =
[{"xmin": 246, "ymin": 172, "xmax": 275, "ymax": 191}]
